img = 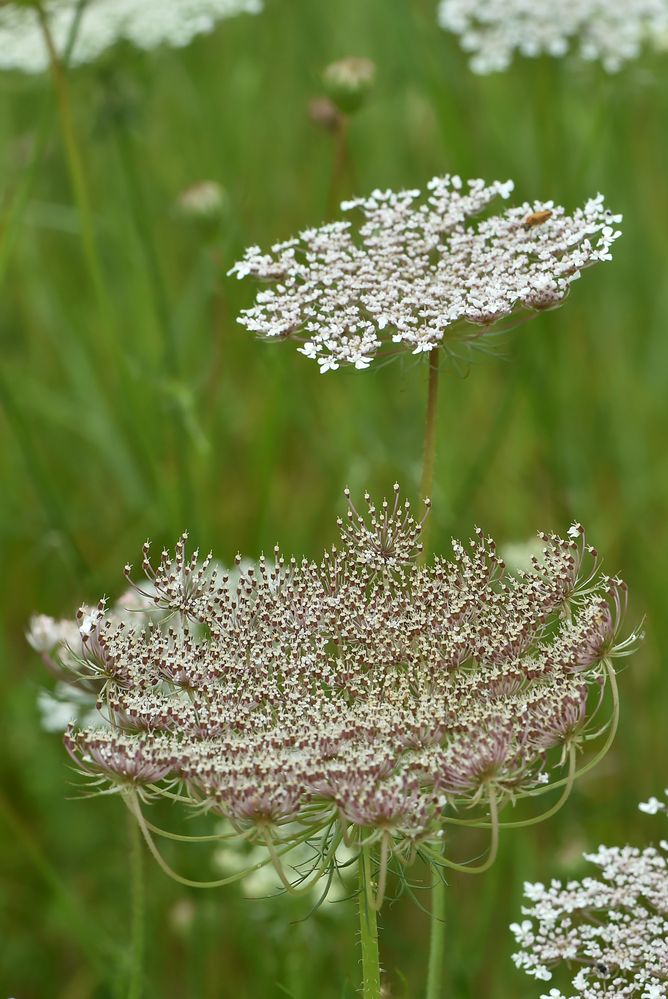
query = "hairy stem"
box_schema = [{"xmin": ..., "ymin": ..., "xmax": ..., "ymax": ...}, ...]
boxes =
[
  {"xmin": 421, "ymin": 346, "xmax": 444, "ymax": 997},
  {"xmin": 358, "ymin": 845, "xmax": 381, "ymax": 999},
  {"xmin": 425, "ymin": 856, "xmax": 447, "ymax": 999},
  {"xmin": 127, "ymin": 812, "xmax": 144, "ymax": 999},
  {"xmin": 419, "ymin": 348, "xmax": 441, "ymax": 560}
]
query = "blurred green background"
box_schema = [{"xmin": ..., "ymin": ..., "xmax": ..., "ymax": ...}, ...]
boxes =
[{"xmin": 1, "ymin": 1, "xmax": 667, "ymax": 996}]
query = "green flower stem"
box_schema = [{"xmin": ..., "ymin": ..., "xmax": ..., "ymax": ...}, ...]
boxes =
[
  {"xmin": 128, "ymin": 812, "xmax": 144, "ymax": 999},
  {"xmin": 420, "ymin": 346, "xmax": 443, "ymax": 996},
  {"xmin": 358, "ymin": 844, "xmax": 382, "ymax": 999},
  {"xmin": 327, "ymin": 115, "xmax": 355, "ymax": 218},
  {"xmin": 36, "ymin": 3, "xmax": 111, "ymax": 333},
  {"xmin": 420, "ymin": 347, "xmax": 441, "ymax": 506},
  {"xmin": 425, "ymin": 857, "xmax": 447, "ymax": 999}
]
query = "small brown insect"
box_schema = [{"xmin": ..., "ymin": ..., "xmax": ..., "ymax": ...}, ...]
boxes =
[{"xmin": 523, "ymin": 209, "xmax": 553, "ymax": 228}]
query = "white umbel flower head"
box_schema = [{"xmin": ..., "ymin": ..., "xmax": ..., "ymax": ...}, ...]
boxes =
[
  {"xmin": 0, "ymin": 0, "xmax": 263, "ymax": 74},
  {"xmin": 438, "ymin": 0, "xmax": 668, "ymax": 74},
  {"xmin": 230, "ymin": 175, "xmax": 621, "ymax": 373},
  {"xmin": 511, "ymin": 798, "xmax": 668, "ymax": 998}
]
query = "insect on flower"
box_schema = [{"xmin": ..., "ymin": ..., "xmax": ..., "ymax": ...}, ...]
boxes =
[{"xmin": 524, "ymin": 210, "xmax": 553, "ymax": 228}]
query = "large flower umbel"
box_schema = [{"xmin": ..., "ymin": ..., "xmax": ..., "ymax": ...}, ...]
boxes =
[
  {"xmin": 511, "ymin": 792, "xmax": 668, "ymax": 998},
  {"xmin": 438, "ymin": 0, "xmax": 668, "ymax": 75},
  {"xmin": 230, "ymin": 176, "xmax": 621, "ymax": 373},
  {"xmin": 0, "ymin": 0, "xmax": 262, "ymax": 74},
  {"xmin": 58, "ymin": 490, "xmax": 636, "ymax": 903}
]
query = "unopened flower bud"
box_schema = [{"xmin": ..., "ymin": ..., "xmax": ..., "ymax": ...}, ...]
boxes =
[{"xmin": 322, "ymin": 57, "xmax": 376, "ymax": 114}]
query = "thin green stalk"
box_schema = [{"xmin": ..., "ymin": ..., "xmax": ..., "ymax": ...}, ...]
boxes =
[
  {"xmin": 327, "ymin": 115, "xmax": 354, "ymax": 218},
  {"xmin": 419, "ymin": 348, "xmax": 441, "ymax": 559},
  {"xmin": 425, "ymin": 857, "xmax": 447, "ymax": 999},
  {"xmin": 27, "ymin": 3, "xmax": 158, "ymax": 503},
  {"xmin": 420, "ymin": 348, "xmax": 441, "ymax": 505},
  {"xmin": 112, "ymin": 120, "xmax": 193, "ymax": 526},
  {"xmin": 420, "ymin": 347, "xmax": 443, "ymax": 992},
  {"xmin": 358, "ymin": 845, "xmax": 381, "ymax": 999},
  {"xmin": 128, "ymin": 813, "xmax": 144, "ymax": 999},
  {"xmin": 36, "ymin": 2, "xmax": 111, "ymax": 329}
]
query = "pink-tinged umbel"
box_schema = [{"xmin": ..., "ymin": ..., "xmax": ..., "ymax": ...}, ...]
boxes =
[{"xmin": 43, "ymin": 488, "xmax": 639, "ymax": 905}]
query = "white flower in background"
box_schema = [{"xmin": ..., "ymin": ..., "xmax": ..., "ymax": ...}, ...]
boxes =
[
  {"xmin": 37, "ymin": 685, "xmax": 103, "ymax": 732},
  {"xmin": 511, "ymin": 796, "xmax": 668, "ymax": 998},
  {"xmin": 215, "ymin": 834, "xmax": 356, "ymax": 900},
  {"xmin": 438, "ymin": 0, "xmax": 668, "ymax": 74},
  {"xmin": 640, "ymin": 791, "xmax": 668, "ymax": 816},
  {"xmin": 176, "ymin": 180, "xmax": 227, "ymax": 221},
  {"xmin": 231, "ymin": 175, "xmax": 621, "ymax": 373},
  {"xmin": 0, "ymin": 0, "xmax": 262, "ymax": 74},
  {"xmin": 29, "ymin": 555, "xmax": 248, "ymax": 733}
]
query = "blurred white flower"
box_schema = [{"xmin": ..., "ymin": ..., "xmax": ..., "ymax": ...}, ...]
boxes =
[
  {"xmin": 37, "ymin": 684, "xmax": 103, "ymax": 732},
  {"xmin": 438, "ymin": 0, "xmax": 668, "ymax": 74},
  {"xmin": 640, "ymin": 791, "xmax": 668, "ymax": 816},
  {"xmin": 27, "ymin": 613, "xmax": 79, "ymax": 654},
  {"xmin": 176, "ymin": 180, "xmax": 227, "ymax": 221},
  {"xmin": 0, "ymin": 0, "xmax": 263, "ymax": 74}
]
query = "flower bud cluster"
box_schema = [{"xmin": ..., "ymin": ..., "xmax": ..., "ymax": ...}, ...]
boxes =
[
  {"xmin": 0, "ymin": 0, "xmax": 263, "ymax": 74},
  {"xmin": 438, "ymin": 0, "xmax": 668, "ymax": 75},
  {"xmin": 55, "ymin": 490, "xmax": 635, "ymax": 883},
  {"xmin": 230, "ymin": 176, "xmax": 621, "ymax": 372},
  {"xmin": 511, "ymin": 794, "xmax": 668, "ymax": 998}
]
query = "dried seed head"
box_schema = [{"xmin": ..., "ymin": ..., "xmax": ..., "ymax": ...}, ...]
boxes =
[{"xmin": 230, "ymin": 175, "xmax": 621, "ymax": 372}]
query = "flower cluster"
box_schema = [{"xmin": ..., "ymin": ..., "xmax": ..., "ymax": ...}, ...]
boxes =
[
  {"xmin": 49, "ymin": 489, "xmax": 636, "ymax": 899},
  {"xmin": 0, "ymin": 0, "xmax": 262, "ymax": 74},
  {"xmin": 511, "ymin": 798, "xmax": 668, "ymax": 998},
  {"xmin": 231, "ymin": 176, "xmax": 621, "ymax": 372},
  {"xmin": 437, "ymin": 0, "xmax": 668, "ymax": 75}
]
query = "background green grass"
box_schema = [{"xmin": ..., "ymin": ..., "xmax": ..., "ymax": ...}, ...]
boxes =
[{"xmin": 1, "ymin": 1, "xmax": 667, "ymax": 996}]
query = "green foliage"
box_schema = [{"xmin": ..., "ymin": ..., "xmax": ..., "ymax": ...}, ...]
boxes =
[{"xmin": 0, "ymin": 1, "xmax": 666, "ymax": 996}]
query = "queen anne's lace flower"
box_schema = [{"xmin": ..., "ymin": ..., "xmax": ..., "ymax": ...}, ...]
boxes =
[
  {"xmin": 231, "ymin": 176, "xmax": 621, "ymax": 373},
  {"xmin": 43, "ymin": 489, "xmax": 638, "ymax": 899},
  {"xmin": 0, "ymin": 0, "xmax": 262, "ymax": 74},
  {"xmin": 438, "ymin": 0, "xmax": 668, "ymax": 74},
  {"xmin": 511, "ymin": 799, "xmax": 668, "ymax": 998}
]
